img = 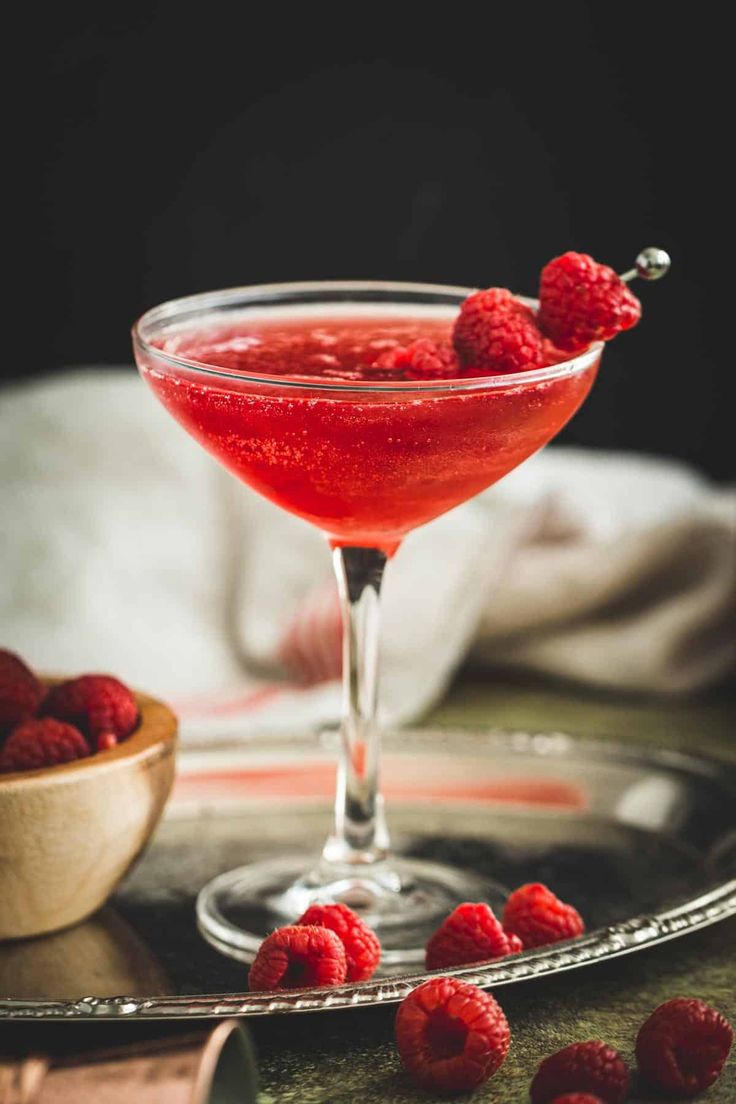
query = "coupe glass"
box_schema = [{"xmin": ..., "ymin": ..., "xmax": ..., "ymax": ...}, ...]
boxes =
[{"xmin": 133, "ymin": 281, "xmax": 601, "ymax": 965}]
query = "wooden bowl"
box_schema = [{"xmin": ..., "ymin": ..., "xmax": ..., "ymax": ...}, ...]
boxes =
[{"xmin": 0, "ymin": 685, "xmax": 177, "ymax": 940}]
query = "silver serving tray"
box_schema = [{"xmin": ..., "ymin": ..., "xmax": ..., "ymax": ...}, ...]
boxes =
[{"xmin": 2, "ymin": 729, "xmax": 735, "ymax": 1019}]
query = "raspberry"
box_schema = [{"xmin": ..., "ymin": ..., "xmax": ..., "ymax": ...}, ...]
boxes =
[
  {"xmin": 43, "ymin": 675, "xmax": 139, "ymax": 743},
  {"xmin": 248, "ymin": 925, "xmax": 347, "ymax": 991},
  {"xmin": 425, "ymin": 902, "xmax": 517, "ymax": 970},
  {"xmin": 373, "ymin": 339, "xmax": 459, "ymax": 379},
  {"xmin": 506, "ymin": 932, "xmax": 524, "ymax": 953},
  {"xmin": 453, "ymin": 287, "xmax": 545, "ymax": 374},
  {"xmin": 0, "ymin": 717, "xmax": 90, "ymax": 772},
  {"xmin": 530, "ymin": 1041, "xmax": 630, "ymax": 1104},
  {"xmin": 297, "ymin": 903, "xmax": 380, "ymax": 982},
  {"xmin": 0, "ymin": 649, "xmax": 44, "ymax": 736},
  {"xmin": 503, "ymin": 882, "xmax": 584, "ymax": 948},
  {"xmin": 395, "ymin": 976, "xmax": 510, "ymax": 1096},
  {"xmin": 538, "ymin": 252, "xmax": 642, "ymax": 353},
  {"xmin": 635, "ymin": 997, "xmax": 733, "ymax": 1097},
  {"xmin": 549, "ymin": 1096, "xmax": 606, "ymax": 1104},
  {"xmin": 96, "ymin": 732, "xmax": 119, "ymax": 752}
]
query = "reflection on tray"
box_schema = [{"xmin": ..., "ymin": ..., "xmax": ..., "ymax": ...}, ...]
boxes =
[
  {"xmin": 0, "ymin": 907, "xmax": 171, "ymax": 1000},
  {"xmin": 172, "ymin": 756, "xmax": 588, "ymax": 810}
]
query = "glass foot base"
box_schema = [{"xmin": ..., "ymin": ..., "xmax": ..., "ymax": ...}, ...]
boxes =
[{"xmin": 196, "ymin": 855, "xmax": 507, "ymax": 967}]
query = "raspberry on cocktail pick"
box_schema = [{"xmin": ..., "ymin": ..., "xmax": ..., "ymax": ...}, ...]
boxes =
[
  {"xmin": 453, "ymin": 287, "xmax": 546, "ymax": 375},
  {"xmin": 538, "ymin": 246, "xmax": 671, "ymax": 353}
]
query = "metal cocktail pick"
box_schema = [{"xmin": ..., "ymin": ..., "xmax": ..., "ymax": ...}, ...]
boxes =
[{"xmin": 620, "ymin": 246, "xmax": 672, "ymax": 284}]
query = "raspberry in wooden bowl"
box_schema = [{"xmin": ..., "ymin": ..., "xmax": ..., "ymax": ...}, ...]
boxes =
[{"xmin": 0, "ymin": 676, "xmax": 176, "ymax": 939}]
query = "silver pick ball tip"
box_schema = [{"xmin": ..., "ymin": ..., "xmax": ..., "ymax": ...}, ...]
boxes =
[{"xmin": 634, "ymin": 247, "xmax": 671, "ymax": 281}]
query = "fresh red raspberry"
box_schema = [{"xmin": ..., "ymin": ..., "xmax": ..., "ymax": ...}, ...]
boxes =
[
  {"xmin": 0, "ymin": 718, "xmax": 90, "ymax": 772},
  {"xmin": 453, "ymin": 287, "xmax": 545, "ymax": 374},
  {"xmin": 549, "ymin": 1096, "xmax": 606, "ymax": 1104},
  {"xmin": 0, "ymin": 649, "xmax": 45, "ymax": 736},
  {"xmin": 395, "ymin": 976, "xmax": 510, "ymax": 1096},
  {"xmin": 43, "ymin": 675, "xmax": 139, "ymax": 744},
  {"xmin": 297, "ymin": 903, "xmax": 381, "ymax": 982},
  {"xmin": 425, "ymin": 902, "xmax": 517, "ymax": 970},
  {"xmin": 248, "ymin": 925, "xmax": 347, "ymax": 991},
  {"xmin": 503, "ymin": 882, "xmax": 584, "ymax": 948},
  {"xmin": 635, "ymin": 997, "xmax": 733, "ymax": 1097},
  {"xmin": 530, "ymin": 1041, "xmax": 630, "ymax": 1104},
  {"xmin": 373, "ymin": 339, "xmax": 460, "ymax": 379},
  {"xmin": 538, "ymin": 252, "xmax": 642, "ymax": 353},
  {"xmin": 96, "ymin": 732, "xmax": 119, "ymax": 752},
  {"xmin": 506, "ymin": 931, "xmax": 524, "ymax": 953}
]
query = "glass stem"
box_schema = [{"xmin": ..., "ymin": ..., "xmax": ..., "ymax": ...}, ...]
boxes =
[{"xmin": 322, "ymin": 546, "xmax": 389, "ymax": 868}]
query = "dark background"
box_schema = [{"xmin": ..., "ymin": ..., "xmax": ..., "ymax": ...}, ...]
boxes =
[{"xmin": 14, "ymin": 4, "xmax": 731, "ymax": 478}]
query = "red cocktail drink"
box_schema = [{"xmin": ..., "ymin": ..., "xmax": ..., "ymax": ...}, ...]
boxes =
[{"xmin": 142, "ymin": 312, "xmax": 598, "ymax": 556}]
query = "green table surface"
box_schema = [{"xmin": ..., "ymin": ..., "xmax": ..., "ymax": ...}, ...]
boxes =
[{"xmin": 2, "ymin": 673, "xmax": 735, "ymax": 1102}]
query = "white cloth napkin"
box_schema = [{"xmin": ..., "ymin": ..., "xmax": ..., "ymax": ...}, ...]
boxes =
[{"xmin": 1, "ymin": 370, "xmax": 734, "ymax": 745}]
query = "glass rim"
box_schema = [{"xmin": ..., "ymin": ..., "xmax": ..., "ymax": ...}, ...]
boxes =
[{"xmin": 132, "ymin": 279, "xmax": 603, "ymax": 393}]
